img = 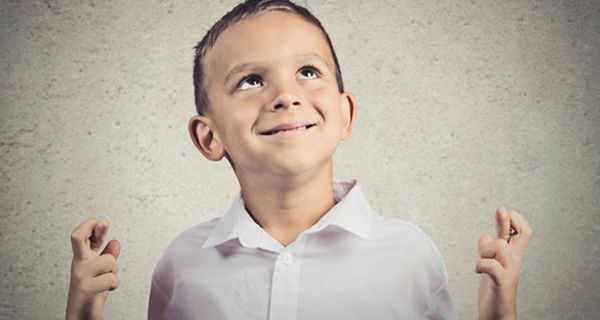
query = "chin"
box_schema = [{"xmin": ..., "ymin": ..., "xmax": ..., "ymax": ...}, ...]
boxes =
[{"xmin": 267, "ymin": 154, "xmax": 333, "ymax": 177}]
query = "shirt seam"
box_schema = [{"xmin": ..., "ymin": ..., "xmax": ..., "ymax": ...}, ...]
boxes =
[{"xmin": 151, "ymin": 277, "xmax": 169, "ymax": 297}]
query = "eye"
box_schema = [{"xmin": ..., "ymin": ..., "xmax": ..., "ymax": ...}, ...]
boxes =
[
  {"xmin": 237, "ymin": 75, "xmax": 263, "ymax": 91},
  {"xmin": 297, "ymin": 65, "xmax": 320, "ymax": 80}
]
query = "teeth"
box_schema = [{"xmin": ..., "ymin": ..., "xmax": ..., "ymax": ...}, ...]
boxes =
[
  {"xmin": 265, "ymin": 124, "xmax": 313, "ymax": 135},
  {"xmin": 278, "ymin": 126, "xmax": 306, "ymax": 133}
]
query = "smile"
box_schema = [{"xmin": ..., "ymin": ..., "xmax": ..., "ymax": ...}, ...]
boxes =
[{"xmin": 260, "ymin": 123, "xmax": 316, "ymax": 136}]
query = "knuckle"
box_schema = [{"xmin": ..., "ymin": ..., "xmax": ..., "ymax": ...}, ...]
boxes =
[
  {"xmin": 79, "ymin": 280, "xmax": 92, "ymax": 295},
  {"xmin": 477, "ymin": 245, "xmax": 485, "ymax": 255},
  {"xmin": 105, "ymin": 254, "xmax": 116, "ymax": 264},
  {"xmin": 476, "ymin": 259, "xmax": 486, "ymax": 268},
  {"xmin": 70, "ymin": 230, "xmax": 81, "ymax": 242},
  {"xmin": 493, "ymin": 260, "xmax": 505, "ymax": 270},
  {"xmin": 86, "ymin": 216, "xmax": 98, "ymax": 223},
  {"xmin": 72, "ymin": 269, "xmax": 85, "ymax": 283},
  {"xmin": 108, "ymin": 274, "xmax": 120, "ymax": 290},
  {"xmin": 113, "ymin": 274, "xmax": 120, "ymax": 288}
]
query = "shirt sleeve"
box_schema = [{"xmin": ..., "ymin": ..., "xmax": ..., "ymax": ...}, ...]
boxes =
[
  {"xmin": 423, "ymin": 235, "xmax": 459, "ymax": 320},
  {"xmin": 424, "ymin": 278, "xmax": 458, "ymax": 320},
  {"xmin": 148, "ymin": 249, "xmax": 178, "ymax": 320},
  {"xmin": 148, "ymin": 277, "xmax": 170, "ymax": 320}
]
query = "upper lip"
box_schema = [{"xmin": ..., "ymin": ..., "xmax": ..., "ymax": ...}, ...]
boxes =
[{"xmin": 258, "ymin": 123, "xmax": 316, "ymax": 135}]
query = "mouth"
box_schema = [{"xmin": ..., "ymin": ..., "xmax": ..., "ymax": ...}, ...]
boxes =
[{"xmin": 259, "ymin": 123, "xmax": 317, "ymax": 136}]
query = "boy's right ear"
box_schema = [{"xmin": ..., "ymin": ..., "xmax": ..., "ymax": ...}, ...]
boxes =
[{"xmin": 188, "ymin": 115, "xmax": 226, "ymax": 161}]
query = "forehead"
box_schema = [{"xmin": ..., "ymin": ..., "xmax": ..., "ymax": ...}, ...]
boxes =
[{"xmin": 203, "ymin": 10, "xmax": 334, "ymax": 84}]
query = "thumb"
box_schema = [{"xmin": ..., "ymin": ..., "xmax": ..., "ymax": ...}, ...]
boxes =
[{"xmin": 101, "ymin": 239, "xmax": 121, "ymax": 260}]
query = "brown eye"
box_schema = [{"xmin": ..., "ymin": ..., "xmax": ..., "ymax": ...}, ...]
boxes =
[
  {"xmin": 297, "ymin": 66, "xmax": 319, "ymax": 80},
  {"xmin": 237, "ymin": 75, "xmax": 263, "ymax": 91}
]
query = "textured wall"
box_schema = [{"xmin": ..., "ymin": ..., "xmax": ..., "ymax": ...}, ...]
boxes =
[{"xmin": 1, "ymin": 0, "xmax": 598, "ymax": 319}]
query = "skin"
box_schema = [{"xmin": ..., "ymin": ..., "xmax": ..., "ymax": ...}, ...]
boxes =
[
  {"xmin": 66, "ymin": 10, "xmax": 533, "ymax": 320},
  {"xmin": 477, "ymin": 207, "xmax": 533, "ymax": 320},
  {"xmin": 189, "ymin": 11, "xmax": 355, "ymax": 245},
  {"xmin": 66, "ymin": 218, "xmax": 120, "ymax": 320}
]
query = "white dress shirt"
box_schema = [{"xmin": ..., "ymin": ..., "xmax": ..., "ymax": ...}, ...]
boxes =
[{"xmin": 149, "ymin": 180, "xmax": 457, "ymax": 319}]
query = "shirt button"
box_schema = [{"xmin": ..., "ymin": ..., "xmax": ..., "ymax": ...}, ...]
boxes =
[{"xmin": 282, "ymin": 252, "xmax": 292, "ymax": 265}]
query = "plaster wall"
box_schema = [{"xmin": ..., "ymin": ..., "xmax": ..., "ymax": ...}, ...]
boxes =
[{"xmin": 1, "ymin": 0, "xmax": 599, "ymax": 318}]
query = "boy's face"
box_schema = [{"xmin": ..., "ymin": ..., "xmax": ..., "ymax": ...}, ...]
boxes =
[{"xmin": 191, "ymin": 10, "xmax": 355, "ymax": 177}]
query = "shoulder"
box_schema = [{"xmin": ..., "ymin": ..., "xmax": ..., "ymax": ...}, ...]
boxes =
[
  {"xmin": 371, "ymin": 216, "xmax": 435, "ymax": 245},
  {"xmin": 169, "ymin": 217, "xmax": 221, "ymax": 249},
  {"xmin": 370, "ymin": 216, "xmax": 448, "ymax": 279},
  {"xmin": 151, "ymin": 218, "xmax": 221, "ymax": 278}
]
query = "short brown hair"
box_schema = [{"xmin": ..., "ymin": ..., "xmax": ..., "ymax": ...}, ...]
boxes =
[{"xmin": 193, "ymin": 0, "xmax": 345, "ymax": 115}]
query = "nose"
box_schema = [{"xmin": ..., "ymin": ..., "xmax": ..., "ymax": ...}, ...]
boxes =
[
  {"xmin": 272, "ymin": 98, "xmax": 301, "ymax": 110},
  {"xmin": 267, "ymin": 82, "xmax": 302, "ymax": 111}
]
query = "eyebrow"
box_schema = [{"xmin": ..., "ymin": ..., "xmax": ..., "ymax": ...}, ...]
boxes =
[
  {"xmin": 222, "ymin": 53, "xmax": 332, "ymax": 86},
  {"xmin": 223, "ymin": 62, "xmax": 259, "ymax": 86}
]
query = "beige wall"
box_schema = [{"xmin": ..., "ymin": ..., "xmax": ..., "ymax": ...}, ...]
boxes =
[{"xmin": 1, "ymin": 0, "xmax": 598, "ymax": 318}]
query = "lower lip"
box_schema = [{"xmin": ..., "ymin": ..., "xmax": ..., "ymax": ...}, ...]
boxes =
[{"xmin": 263, "ymin": 126, "xmax": 312, "ymax": 138}]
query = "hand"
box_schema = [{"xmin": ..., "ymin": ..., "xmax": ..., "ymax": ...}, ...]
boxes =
[
  {"xmin": 476, "ymin": 207, "xmax": 533, "ymax": 320},
  {"xmin": 66, "ymin": 218, "xmax": 121, "ymax": 320}
]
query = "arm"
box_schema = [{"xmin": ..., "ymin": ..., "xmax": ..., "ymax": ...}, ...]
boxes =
[
  {"xmin": 66, "ymin": 218, "xmax": 121, "ymax": 320},
  {"xmin": 476, "ymin": 207, "xmax": 533, "ymax": 320}
]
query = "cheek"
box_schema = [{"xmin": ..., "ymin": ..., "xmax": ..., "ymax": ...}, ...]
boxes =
[
  {"xmin": 211, "ymin": 106, "xmax": 259, "ymax": 154},
  {"xmin": 224, "ymin": 99, "xmax": 262, "ymax": 131},
  {"xmin": 309, "ymin": 88, "xmax": 344, "ymax": 126}
]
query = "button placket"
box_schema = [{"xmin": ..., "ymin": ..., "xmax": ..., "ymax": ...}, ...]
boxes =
[
  {"xmin": 282, "ymin": 252, "xmax": 292, "ymax": 265},
  {"xmin": 268, "ymin": 239, "xmax": 306, "ymax": 320}
]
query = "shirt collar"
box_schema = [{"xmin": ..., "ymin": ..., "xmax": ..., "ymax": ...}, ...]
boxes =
[{"xmin": 201, "ymin": 180, "xmax": 377, "ymax": 250}]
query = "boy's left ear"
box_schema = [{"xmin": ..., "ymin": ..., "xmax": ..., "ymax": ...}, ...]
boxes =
[{"xmin": 339, "ymin": 92, "xmax": 356, "ymax": 140}]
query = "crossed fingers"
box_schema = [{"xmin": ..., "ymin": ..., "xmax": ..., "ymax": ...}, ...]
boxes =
[{"xmin": 476, "ymin": 207, "xmax": 533, "ymax": 286}]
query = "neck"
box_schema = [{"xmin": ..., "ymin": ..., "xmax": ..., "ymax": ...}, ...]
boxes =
[{"xmin": 236, "ymin": 162, "xmax": 335, "ymax": 247}]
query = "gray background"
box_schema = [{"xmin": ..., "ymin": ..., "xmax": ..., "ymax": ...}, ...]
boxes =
[{"xmin": 1, "ymin": 0, "xmax": 599, "ymax": 319}]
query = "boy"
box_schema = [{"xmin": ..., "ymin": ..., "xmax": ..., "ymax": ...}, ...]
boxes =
[{"xmin": 66, "ymin": 0, "xmax": 533, "ymax": 319}]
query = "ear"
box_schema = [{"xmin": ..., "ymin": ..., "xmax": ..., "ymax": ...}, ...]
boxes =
[
  {"xmin": 339, "ymin": 92, "xmax": 356, "ymax": 140},
  {"xmin": 188, "ymin": 115, "xmax": 226, "ymax": 161}
]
